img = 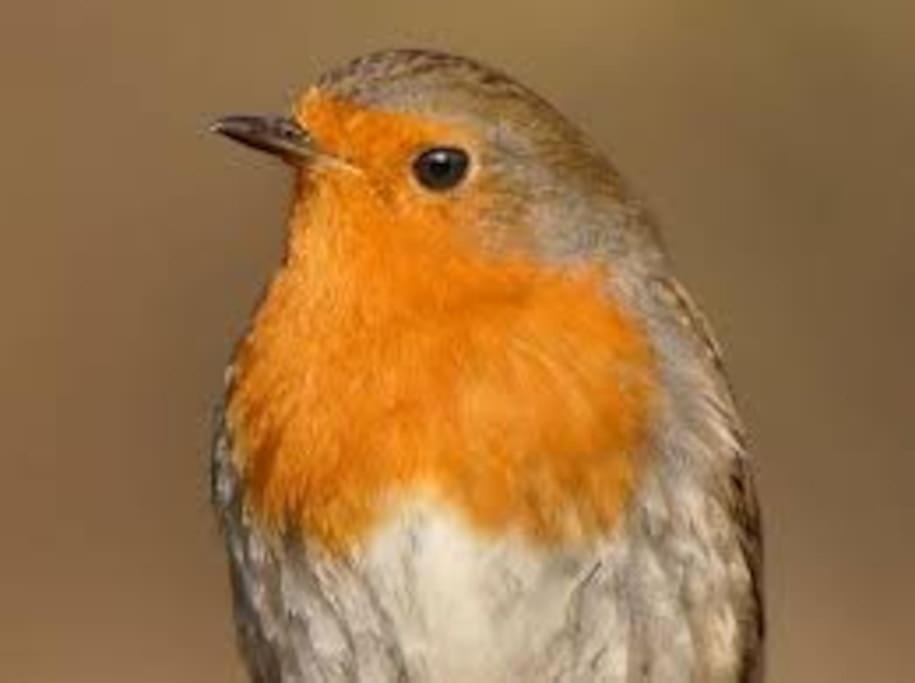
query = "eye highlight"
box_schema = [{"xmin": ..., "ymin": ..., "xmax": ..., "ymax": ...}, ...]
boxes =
[{"xmin": 412, "ymin": 147, "xmax": 470, "ymax": 191}]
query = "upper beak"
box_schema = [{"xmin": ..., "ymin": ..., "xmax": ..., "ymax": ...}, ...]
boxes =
[{"xmin": 210, "ymin": 115, "xmax": 314, "ymax": 162}]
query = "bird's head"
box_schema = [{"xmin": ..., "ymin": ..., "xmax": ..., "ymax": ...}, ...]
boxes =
[{"xmin": 213, "ymin": 50, "xmax": 660, "ymax": 305}]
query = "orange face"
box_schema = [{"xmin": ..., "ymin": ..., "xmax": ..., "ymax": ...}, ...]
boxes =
[{"xmin": 226, "ymin": 89, "xmax": 657, "ymax": 554}]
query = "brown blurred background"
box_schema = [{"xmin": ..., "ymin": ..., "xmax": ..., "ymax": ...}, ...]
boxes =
[{"xmin": 2, "ymin": 1, "xmax": 912, "ymax": 681}]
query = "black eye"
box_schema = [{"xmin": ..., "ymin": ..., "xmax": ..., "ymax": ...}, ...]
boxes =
[{"xmin": 412, "ymin": 147, "xmax": 470, "ymax": 191}]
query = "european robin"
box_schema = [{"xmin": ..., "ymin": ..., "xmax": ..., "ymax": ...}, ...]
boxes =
[{"xmin": 210, "ymin": 49, "xmax": 763, "ymax": 683}]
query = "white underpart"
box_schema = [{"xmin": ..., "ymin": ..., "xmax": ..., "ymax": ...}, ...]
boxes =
[
  {"xmin": 364, "ymin": 501, "xmax": 579, "ymax": 682},
  {"xmin": 241, "ymin": 462, "xmax": 748, "ymax": 683}
]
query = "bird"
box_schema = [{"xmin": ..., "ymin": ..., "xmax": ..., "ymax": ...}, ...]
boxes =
[{"xmin": 210, "ymin": 49, "xmax": 763, "ymax": 683}]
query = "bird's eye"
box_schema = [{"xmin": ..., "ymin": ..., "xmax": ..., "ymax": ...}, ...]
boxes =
[{"xmin": 412, "ymin": 147, "xmax": 470, "ymax": 191}]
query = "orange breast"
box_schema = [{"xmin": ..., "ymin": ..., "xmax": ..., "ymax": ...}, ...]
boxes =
[{"xmin": 226, "ymin": 98, "xmax": 656, "ymax": 554}]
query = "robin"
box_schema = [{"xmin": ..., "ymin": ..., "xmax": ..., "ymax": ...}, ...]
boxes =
[{"xmin": 210, "ymin": 49, "xmax": 763, "ymax": 683}]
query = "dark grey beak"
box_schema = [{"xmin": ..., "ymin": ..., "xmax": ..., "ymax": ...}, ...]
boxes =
[{"xmin": 210, "ymin": 115, "xmax": 314, "ymax": 162}]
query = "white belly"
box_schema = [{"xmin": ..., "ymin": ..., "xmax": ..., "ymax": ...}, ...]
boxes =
[
  {"xmin": 349, "ymin": 503, "xmax": 622, "ymax": 682},
  {"xmin": 248, "ymin": 499, "xmax": 639, "ymax": 683}
]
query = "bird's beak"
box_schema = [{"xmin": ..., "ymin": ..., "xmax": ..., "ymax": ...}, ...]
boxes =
[{"xmin": 210, "ymin": 115, "xmax": 315, "ymax": 163}]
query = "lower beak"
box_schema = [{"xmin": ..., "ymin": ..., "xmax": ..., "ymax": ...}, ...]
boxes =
[{"xmin": 210, "ymin": 115, "xmax": 314, "ymax": 162}]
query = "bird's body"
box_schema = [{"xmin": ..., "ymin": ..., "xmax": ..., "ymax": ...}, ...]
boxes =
[{"xmin": 211, "ymin": 50, "xmax": 763, "ymax": 683}]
